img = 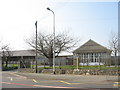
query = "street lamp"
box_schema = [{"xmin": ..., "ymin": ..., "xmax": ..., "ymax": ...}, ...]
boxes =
[
  {"xmin": 47, "ymin": 7, "xmax": 56, "ymax": 74},
  {"xmin": 35, "ymin": 21, "xmax": 38, "ymax": 73}
]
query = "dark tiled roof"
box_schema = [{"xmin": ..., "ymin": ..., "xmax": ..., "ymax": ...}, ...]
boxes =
[{"xmin": 73, "ymin": 39, "xmax": 112, "ymax": 53}]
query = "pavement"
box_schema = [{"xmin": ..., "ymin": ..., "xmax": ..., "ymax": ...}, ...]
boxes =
[
  {"xmin": 1, "ymin": 71, "xmax": 119, "ymax": 89},
  {"xmin": 15, "ymin": 71, "xmax": 118, "ymax": 81}
]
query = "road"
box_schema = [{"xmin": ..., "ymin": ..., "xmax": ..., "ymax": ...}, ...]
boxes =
[{"xmin": 1, "ymin": 71, "xmax": 119, "ymax": 90}]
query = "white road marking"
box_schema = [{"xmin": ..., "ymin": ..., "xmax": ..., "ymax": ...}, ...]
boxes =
[
  {"xmin": 33, "ymin": 85, "xmax": 77, "ymax": 89},
  {"xmin": 10, "ymin": 73, "xmax": 27, "ymax": 79},
  {"xmin": 7, "ymin": 77, "xmax": 13, "ymax": 81}
]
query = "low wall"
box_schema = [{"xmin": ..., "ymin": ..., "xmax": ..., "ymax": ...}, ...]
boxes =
[{"xmin": 19, "ymin": 68, "xmax": 119, "ymax": 76}]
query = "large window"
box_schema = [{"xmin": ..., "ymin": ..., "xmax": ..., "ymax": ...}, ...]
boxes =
[{"xmin": 77, "ymin": 52, "xmax": 106, "ymax": 66}]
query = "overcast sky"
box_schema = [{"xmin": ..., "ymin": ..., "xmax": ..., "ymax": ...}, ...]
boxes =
[{"xmin": 0, "ymin": 0, "xmax": 118, "ymax": 51}]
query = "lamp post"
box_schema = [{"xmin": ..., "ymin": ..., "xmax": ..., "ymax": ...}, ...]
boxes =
[
  {"xmin": 35, "ymin": 21, "xmax": 38, "ymax": 73},
  {"xmin": 47, "ymin": 7, "xmax": 56, "ymax": 74}
]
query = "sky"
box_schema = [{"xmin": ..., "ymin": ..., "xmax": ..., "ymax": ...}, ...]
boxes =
[{"xmin": 0, "ymin": 0, "xmax": 118, "ymax": 52}]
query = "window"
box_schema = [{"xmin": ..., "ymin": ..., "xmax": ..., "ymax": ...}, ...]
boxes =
[
  {"xmin": 91, "ymin": 53, "xmax": 93, "ymax": 62},
  {"xmin": 95, "ymin": 53, "xmax": 98, "ymax": 62}
]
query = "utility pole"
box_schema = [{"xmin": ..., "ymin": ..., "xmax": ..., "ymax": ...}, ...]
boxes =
[{"xmin": 35, "ymin": 21, "xmax": 38, "ymax": 73}]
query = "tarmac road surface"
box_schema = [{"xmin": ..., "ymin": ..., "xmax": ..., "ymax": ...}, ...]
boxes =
[{"xmin": 1, "ymin": 71, "xmax": 119, "ymax": 90}]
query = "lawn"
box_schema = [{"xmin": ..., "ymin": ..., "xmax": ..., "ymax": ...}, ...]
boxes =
[{"xmin": 3, "ymin": 64, "xmax": 119, "ymax": 70}]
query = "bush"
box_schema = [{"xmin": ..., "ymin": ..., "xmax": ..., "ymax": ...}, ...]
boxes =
[{"xmin": 2, "ymin": 66, "xmax": 18, "ymax": 71}]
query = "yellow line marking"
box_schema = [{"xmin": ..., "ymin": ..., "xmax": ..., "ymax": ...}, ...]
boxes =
[
  {"xmin": 10, "ymin": 78, "xmax": 13, "ymax": 81},
  {"xmin": 113, "ymin": 82, "xmax": 120, "ymax": 87},
  {"xmin": 114, "ymin": 82, "xmax": 120, "ymax": 84},
  {"xmin": 70, "ymin": 83, "xmax": 81, "ymax": 84},
  {"xmin": 113, "ymin": 84, "xmax": 120, "ymax": 86},
  {"xmin": 41, "ymin": 81, "xmax": 60, "ymax": 83},
  {"xmin": 60, "ymin": 81, "xmax": 71, "ymax": 85},
  {"xmin": 60, "ymin": 81, "xmax": 81, "ymax": 85},
  {"xmin": 33, "ymin": 79, "xmax": 38, "ymax": 83}
]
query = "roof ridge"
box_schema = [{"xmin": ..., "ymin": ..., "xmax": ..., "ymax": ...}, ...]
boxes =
[
  {"xmin": 73, "ymin": 39, "xmax": 111, "ymax": 53},
  {"xmin": 11, "ymin": 49, "xmax": 35, "ymax": 52}
]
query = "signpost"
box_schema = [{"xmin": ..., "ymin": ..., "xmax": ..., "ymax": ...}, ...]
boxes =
[{"xmin": 76, "ymin": 57, "xmax": 79, "ymax": 71}]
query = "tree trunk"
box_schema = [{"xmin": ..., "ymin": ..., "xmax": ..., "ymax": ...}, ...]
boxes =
[
  {"xmin": 114, "ymin": 52, "xmax": 117, "ymax": 67},
  {"xmin": 5, "ymin": 61, "xmax": 8, "ymax": 68},
  {"xmin": 44, "ymin": 59, "xmax": 46, "ymax": 69},
  {"xmin": 49, "ymin": 58, "xmax": 53, "ymax": 67},
  {"xmin": 59, "ymin": 61, "xmax": 61, "ymax": 69},
  {"xmin": 2, "ymin": 59, "xmax": 4, "ymax": 70},
  {"xmin": 2, "ymin": 57, "xmax": 5, "ymax": 70}
]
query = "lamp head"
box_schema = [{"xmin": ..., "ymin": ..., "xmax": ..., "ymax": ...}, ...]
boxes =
[{"xmin": 47, "ymin": 7, "xmax": 50, "ymax": 10}]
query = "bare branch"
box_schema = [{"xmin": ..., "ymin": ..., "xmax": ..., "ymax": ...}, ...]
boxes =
[
  {"xmin": 109, "ymin": 32, "xmax": 118, "ymax": 56},
  {"xmin": 26, "ymin": 31, "xmax": 80, "ymax": 66}
]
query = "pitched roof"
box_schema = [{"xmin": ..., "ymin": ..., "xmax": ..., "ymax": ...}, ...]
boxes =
[
  {"xmin": 12, "ymin": 50, "xmax": 36, "ymax": 56},
  {"xmin": 0, "ymin": 50, "xmax": 35, "ymax": 57},
  {"xmin": 73, "ymin": 39, "xmax": 112, "ymax": 54}
]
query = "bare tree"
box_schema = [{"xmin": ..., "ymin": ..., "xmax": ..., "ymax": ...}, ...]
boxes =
[
  {"xmin": 1, "ymin": 45, "xmax": 12, "ymax": 70},
  {"xmin": 109, "ymin": 33, "xmax": 118, "ymax": 56},
  {"xmin": 109, "ymin": 32, "xmax": 118, "ymax": 66},
  {"xmin": 26, "ymin": 32, "xmax": 80, "ymax": 67}
]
